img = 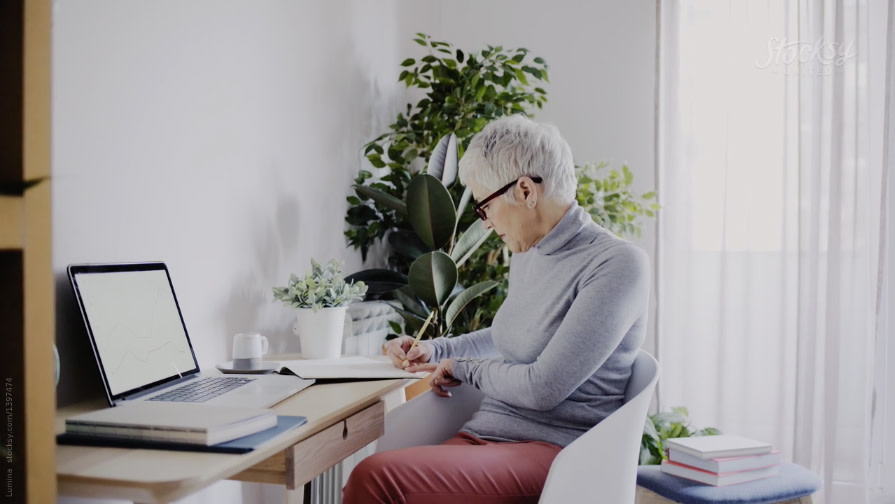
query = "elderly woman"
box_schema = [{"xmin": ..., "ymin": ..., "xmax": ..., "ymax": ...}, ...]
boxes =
[{"xmin": 343, "ymin": 115, "xmax": 650, "ymax": 503}]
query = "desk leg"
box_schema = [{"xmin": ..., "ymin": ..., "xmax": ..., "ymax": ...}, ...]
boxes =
[{"xmin": 284, "ymin": 484, "xmax": 308, "ymax": 504}]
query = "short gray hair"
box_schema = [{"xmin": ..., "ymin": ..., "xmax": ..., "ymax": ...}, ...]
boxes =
[{"xmin": 458, "ymin": 115, "xmax": 576, "ymax": 205}]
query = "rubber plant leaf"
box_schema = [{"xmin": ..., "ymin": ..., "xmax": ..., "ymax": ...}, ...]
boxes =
[
  {"xmin": 408, "ymin": 251, "xmax": 457, "ymax": 308},
  {"xmin": 406, "ymin": 174, "xmax": 456, "ymax": 251},
  {"xmin": 388, "ymin": 229, "xmax": 430, "ymax": 262},
  {"xmin": 445, "ymin": 280, "xmax": 500, "ymax": 328},
  {"xmin": 353, "ymin": 185, "xmax": 407, "ymax": 217},
  {"xmin": 455, "ymin": 186, "xmax": 473, "ymax": 229},
  {"xmin": 450, "ymin": 219, "xmax": 492, "ymax": 268},
  {"xmin": 426, "ymin": 133, "xmax": 459, "ymax": 188}
]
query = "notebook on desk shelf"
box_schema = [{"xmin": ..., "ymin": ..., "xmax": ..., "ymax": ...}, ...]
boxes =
[
  {"xmin": 59, "ymin": 404, "xmax": 308, "ymax": 453},
  {"xmin": 63, "ymin": 401, "xmax": 277, "ymax": 445},
  {"xmin": 67, "ymin": 262, "xmax": 315, "ymax": 410}
]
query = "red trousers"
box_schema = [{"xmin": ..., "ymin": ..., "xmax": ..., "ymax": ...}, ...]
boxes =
[{"xmin": 342, "ymin": 432, "xmax": 563, "ymax": 504}]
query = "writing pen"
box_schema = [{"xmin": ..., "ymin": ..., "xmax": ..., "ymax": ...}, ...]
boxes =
[{"xmin": 402, "ymin": 311, "xmax": 436, "ymax": 368}]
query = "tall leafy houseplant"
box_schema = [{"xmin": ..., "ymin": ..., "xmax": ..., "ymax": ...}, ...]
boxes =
[
  {"xmin": 345, "ymin": 33, "xmax": 659, "ymax": 337},
  {"xmin": 345, "ymin": 33, "xmax": 549, "ymax": 266},
  {"xmin": 349, "ymin": 134, "xmax": 499, "ymax": 339}
]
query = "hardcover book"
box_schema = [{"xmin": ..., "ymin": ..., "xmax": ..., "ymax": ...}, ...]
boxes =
[
  {"xmin": 667, "ymin": 448, "xmax": 781, "ymax": 473},
  {"xmin": 664, "ymin": 435, "xmax": 773, "ymax": 460},
  {"xmin": 64, "ymin": 402, "xmax": 277, "ymax": 446}
]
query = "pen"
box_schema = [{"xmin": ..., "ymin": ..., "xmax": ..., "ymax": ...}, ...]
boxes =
[{"xmin": 402, "ymin": 311, "xmax": 436, "ymax": 368}]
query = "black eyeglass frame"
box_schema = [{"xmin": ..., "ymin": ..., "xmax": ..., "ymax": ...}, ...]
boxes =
[{"xmin": 472, "ymin": 176, "xmax": 543, "ymax": 221}]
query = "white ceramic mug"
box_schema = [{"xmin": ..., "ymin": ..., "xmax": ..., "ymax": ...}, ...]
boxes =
[{"xmin": 232, "ymin": 332, "xmax": 269, "ymax": 370}]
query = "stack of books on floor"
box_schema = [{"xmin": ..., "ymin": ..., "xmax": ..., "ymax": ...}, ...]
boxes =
[{"xmin": 661, "ymin": 434, "xmax": 781, "ymax": 486}]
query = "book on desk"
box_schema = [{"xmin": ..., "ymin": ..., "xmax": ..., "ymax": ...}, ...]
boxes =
[{"xmin": 58, "ymin": 402, "xmax": 307, "ymax": 453}]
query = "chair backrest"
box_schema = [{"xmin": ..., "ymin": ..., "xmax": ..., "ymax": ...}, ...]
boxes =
[{"xmin": 539, "ymin": 349, "xmax": 660, "ymax": 503}]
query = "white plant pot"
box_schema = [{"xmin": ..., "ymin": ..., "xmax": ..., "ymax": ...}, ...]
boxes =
[{"xmin": 293, "ymin": 306, "xmax": 347, "ymax": 359}]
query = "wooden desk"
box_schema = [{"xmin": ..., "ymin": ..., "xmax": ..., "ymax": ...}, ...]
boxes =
[{"xmin": 56, "ymin": 378, "xmax": 408, "ymax": 503}]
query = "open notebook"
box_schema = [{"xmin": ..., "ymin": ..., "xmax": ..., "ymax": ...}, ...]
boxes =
[{"xmin": 277, "ymin": 355, "xmax": 426, "ymax": 381}]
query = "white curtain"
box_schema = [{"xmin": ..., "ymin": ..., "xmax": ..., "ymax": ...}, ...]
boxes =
[{"xmin": 656, "ymin": 1, "xmax": 893, "ymax": 503}]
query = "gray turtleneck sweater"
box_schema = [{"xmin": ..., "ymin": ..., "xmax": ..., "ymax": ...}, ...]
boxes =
[{"xmin": 428, "ymin": 202, "xmax": 650, "ymax": 448}]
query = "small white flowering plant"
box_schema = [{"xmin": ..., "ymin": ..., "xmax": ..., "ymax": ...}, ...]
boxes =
[{"xmin": 272, "ymin": 259, "xmax": 367, "ymax": 312}]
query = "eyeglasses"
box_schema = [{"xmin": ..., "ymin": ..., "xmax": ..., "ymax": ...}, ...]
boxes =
[{"xmin": 472, "ymin": 176, "xmax": 543, "ymax": 221}]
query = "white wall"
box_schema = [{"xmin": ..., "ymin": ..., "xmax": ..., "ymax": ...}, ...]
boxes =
[
  {"xmin": 53, "ymin": 1, "xmax": 407, "ymax": 502},
  {"xmin": 52, "ymin": 1, "xmax": 656, "ymax": 503}
]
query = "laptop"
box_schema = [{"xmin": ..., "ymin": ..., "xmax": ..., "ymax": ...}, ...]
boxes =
[{"xmin": 67, "ymin": 262, "xmax": 314, "ymax": 409}]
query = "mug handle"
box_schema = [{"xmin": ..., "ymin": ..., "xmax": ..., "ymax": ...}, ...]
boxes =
[{"xmin": 260, "ymin": 335, "xmax": 269, "ymax": 355}]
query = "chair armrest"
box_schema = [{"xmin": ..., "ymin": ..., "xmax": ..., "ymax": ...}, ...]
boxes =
[{"xmin": 376, "ymin": 383, "xmax": 484, "ymax": 453}]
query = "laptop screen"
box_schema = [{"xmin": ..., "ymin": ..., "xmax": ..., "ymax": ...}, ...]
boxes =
[{"xmin": 68, "ymin": 263, "xmax": 200, "ymax": 402}]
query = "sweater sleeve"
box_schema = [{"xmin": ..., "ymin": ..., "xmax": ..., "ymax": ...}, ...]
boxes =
[
  {"xmin": 428, "ymin": 327, "xmax": 497, "ymax": 362},
  {"xmin": 452, "ymin": 245, "xmax": 650, "ymax": 411}
]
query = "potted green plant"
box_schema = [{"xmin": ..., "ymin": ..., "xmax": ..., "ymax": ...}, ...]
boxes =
[{"xmin": 273, "ymin": 259, "xmax": 368, "ymax": 359}]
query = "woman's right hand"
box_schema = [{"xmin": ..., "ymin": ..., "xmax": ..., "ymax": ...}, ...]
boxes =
[{"xmin": 385, "ymin": 336, "xmax": 433, "ymax": 369}]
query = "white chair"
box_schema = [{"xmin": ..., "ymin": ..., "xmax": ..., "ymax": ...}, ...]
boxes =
[{"xmin": 375, "ymin": 349, "xmax": 660, "ymax": 503}]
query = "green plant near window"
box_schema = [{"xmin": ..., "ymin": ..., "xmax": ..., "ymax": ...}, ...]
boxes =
[
  {"xmin": 577, "ymin": 162, "xmax": 659, "ymax": 239},
  {"xmin": 640, "ymin": 406, "xmax": 721, "ymax": 465}
]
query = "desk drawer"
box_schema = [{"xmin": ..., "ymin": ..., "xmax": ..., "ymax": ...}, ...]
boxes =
[
  {"xmin": 287, "ymin": 400, "xmax": 385, "ymax": 488},
  {"xmin": 231, "ymin": 400, "xmax": 385, "ymax": 488}
]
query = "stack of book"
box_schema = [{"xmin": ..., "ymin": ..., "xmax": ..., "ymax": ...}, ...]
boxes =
[
  {"xmin": 64, "ymin": 402, "xmax": 279, "ymax": 446},
  {"xmin": 661, "ymin": 435, "xmax": 781, "ymax": 486}
]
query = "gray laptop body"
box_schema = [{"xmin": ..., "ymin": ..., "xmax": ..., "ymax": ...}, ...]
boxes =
[{"xmin": 67, "ymin": 262, "xmax": 313, "ymax": 408}]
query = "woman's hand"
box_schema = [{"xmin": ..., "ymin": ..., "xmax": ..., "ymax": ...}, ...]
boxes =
[
  {"xmin": 385, "ymin": 336, "xmax": 433, "ymax": 369},
  {"xmin": 407, "ymin": 359, "xmax": 462, "ymax": 398}
]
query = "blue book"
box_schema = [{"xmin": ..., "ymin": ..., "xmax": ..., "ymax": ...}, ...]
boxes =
[{"xmin": 57, "ymin": 415, "xmax": 307, "ymax": 454}]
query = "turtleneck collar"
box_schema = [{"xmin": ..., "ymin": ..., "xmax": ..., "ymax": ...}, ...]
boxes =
[{"xmin": 532, "ymin": 201, "xmax": 596, "ymax": 255}]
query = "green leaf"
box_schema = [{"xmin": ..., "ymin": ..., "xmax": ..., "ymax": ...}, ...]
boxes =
[
  {"xmin": 445, "ymin": 281, "xmax": 500, "ymax": 328},
  {"xmin": 401, "ymin": 58, "xmax": 416, "ymax": 67},
  {"xmin": 451, "ymin": 220, "xmax": 492, "ymax": 268},
  {"xmin": 388, "ymin": 230, "xmax": 429, "ymax": 261},
  {"xmin": 455, "ymin": 186, "xmax": 473, "ymax": 227},
  {"xmin": 408, "ymin": 251, "xmax": 457, "ymax": 307},
  {"xmin": 353, "ymin": 185, "xmax": 407, "ymax": 217},
  {"xmin": 406, "ymin": 174, "xmax": 457, "ymax": 250},
  {"xmin": 426, "ymin": 133, "xmax": 459, "ymax": 187},
  {"xmin": 393, "ymin": 288, "xmax": 428, "ymax": 317}
]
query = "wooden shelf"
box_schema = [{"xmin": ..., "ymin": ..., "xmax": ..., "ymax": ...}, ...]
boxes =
[{"xmin": 0, "ymin": 0, "xmax": 54, "ymax": 502}]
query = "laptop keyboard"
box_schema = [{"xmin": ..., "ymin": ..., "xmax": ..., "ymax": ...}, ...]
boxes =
[{"xmin": 148, "ymin": 376, "xmax": 256, "ymax": 403}]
